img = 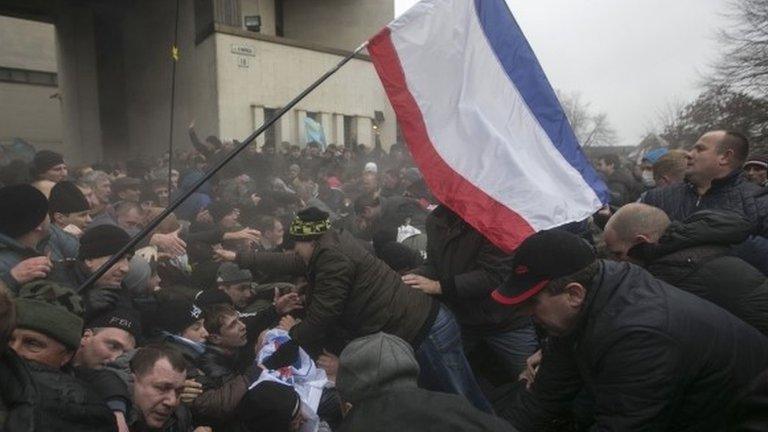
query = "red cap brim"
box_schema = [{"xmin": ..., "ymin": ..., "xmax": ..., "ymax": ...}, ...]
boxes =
[{"xmin": 491, "ymin": 279, "xmax": 549, "ymax": 306}]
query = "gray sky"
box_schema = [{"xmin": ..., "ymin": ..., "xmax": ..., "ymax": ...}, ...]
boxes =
[{"xmin": 394, "ymin": 0, "xmax": 728, "ymax": 147}]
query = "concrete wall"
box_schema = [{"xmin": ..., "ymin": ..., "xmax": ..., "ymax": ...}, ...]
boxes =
[
  {"xmin": 282, "ymin": 0, "xmax": 394, "ymax": 52},
  {"xmin": 240, "ymin": 0, "xmax": 276, "ymax": 36},
  {"xmin": 0, "ymin": 15, "xmax": 63, "ymax": 153},
  {"xmin": 213, "ymin": 31, "xmax": 396, "ymax": 149}
]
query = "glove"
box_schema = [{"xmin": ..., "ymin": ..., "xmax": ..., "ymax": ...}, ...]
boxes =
[{"xmin": 85, "ymin": 288, "xmax": 121, "ymax": 317}]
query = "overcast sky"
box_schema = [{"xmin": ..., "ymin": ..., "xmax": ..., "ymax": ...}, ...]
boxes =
[{"xmin": 394, "ymin": 0, "xmax": 729, "ymax": 146}]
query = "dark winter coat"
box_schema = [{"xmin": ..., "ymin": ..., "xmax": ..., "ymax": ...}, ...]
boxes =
[
  {"xmin": 416, "ymin": 206, "xmax": 528, "ymax": 332},
  {"xmin": 340, "ymin": 389, "xmax": 518, "ymax": 432},
  {"xmin": 195, "ymin": 345, "xmax": 261, "ymax": 431},
  {"xmin": 604, "ymin": 169, "xmax": 642, "ymax": 206},
  {"xmin": 237, "ymin": 228, "xmax": 437, "ymax": 353},
  {"xmin": 0, "ymin": 349, "xmax": 36, "ymax": 432},
  {"xmin": 630, "ymin": 210, "xmax": 768, "ymax": 335},
  {"xmin": 26, "ymin": 361, "xmax": 117, "ymax": 431},
  {"xmin": 501, "ymin": 261, "xmax": 768, "ymax": 432},
  {"xmin": 641, "ymin": 170, "xmax": 768, "ymax": 274}
]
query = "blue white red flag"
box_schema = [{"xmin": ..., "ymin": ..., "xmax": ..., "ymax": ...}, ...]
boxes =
[{"xmin": 368, "ymin": 0, "xmax": 609, "ymax": 252}]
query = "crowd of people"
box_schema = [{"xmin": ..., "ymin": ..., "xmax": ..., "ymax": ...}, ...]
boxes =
[{"xmin": 0, "ymin": 126, "xmax": 767, "ymax": 431}]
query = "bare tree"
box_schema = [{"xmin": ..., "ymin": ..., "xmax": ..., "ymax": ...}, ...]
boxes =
[
  {"xmin": 556, "ymin": 90, "xmax": 618, "ymax": 147},
  {"xmin": 714, "ymin": 0, "xmax": 768, "ymax": 95}
]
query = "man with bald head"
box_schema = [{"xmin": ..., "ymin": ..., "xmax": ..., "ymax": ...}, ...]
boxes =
[
  {"xmin": 640, "ymin": 130, "xmax": 768, "ymax": 273},
  {"xmin": 605, "ymin": 203, "xmax": 768, "ymax": 335}
]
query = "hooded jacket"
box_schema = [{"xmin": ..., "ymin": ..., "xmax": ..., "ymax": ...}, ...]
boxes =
[
  {"xmin": 336, "ymin": 332, "xmax": 517, "ymax": 432},
  {"xmin": 630, "ymin": 210, "xmax": 768, "ymax": 335},
  {"xmin": 501, "ymin": 261, "xmax": 768, "ymax": 432}
]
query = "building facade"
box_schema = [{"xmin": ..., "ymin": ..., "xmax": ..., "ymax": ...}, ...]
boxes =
[{"xmin": 0, "ymin": 0, "xmax": 396, "ymax": 164}]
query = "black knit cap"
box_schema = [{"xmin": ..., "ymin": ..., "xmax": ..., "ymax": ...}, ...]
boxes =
[
  {"xmin": 289, "ymin": 207, "xmax": 330, "ymax": 241},
  {"xmin": 153, "ymin": 298, "xmax": 205, "ymax": 335},
  {"xmin": 49, "ymin": 181, "xmax": 90, "ymax": 215},
  {"xmin": 194, "ymin": 288, "xmax": 233, "ymax": 309},
  {"xmin": 85, "ymin": 307, "xmax": 142, "ymax": 340},
  {"xmin": 492, "ymin": 230, "xmax": 596, "ymax": 306},
  {"xmin": 33, "ymin": 150, "xmax": 64, "ymax": 175},
  {"xmin": 0, "ymin": 184, "xmax": 48, "ymax": 238},
  {"xmin": 79, "ymin": 224, "xmax": 132, "ymax": 261}
]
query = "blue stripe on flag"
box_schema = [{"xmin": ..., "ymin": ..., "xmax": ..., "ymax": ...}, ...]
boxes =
[{"xmin": 473, "ymin": 0, "xmax": 609, "ymax": 204}]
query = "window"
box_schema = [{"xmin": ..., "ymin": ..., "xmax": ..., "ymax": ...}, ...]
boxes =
[
  {"xmin": 0, "ymin": 67, "xmax": 57, "ymax": 87},
  {"xmin": 343, "ymin": 115, "xmax": 356, "ymax": 148},
  {"xmin": 264, "ymin": 107, "xmax": 278, "ymax": 147}
]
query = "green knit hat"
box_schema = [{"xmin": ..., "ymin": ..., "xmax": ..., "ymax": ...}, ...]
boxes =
[
  {"xmin": 289, "ymin": 207, "xmax": 331, "ymax": 241},
  {"xmin": 15, "ymin": 280, "xmax": 84, "ymax": 350}
]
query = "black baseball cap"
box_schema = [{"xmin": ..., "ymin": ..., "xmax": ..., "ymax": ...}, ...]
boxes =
[{"xmin": 492, "ymin": 230, "xmax": 596, "ymax": 306}]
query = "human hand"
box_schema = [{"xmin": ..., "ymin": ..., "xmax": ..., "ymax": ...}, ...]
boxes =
[
  {"xmin": 277, "ymin": 315, "xmax": 299, "ymax": 332},
  {"xmin": 196, "ymin": 209, "xmax": 213, "ymax": 224},
  {"xmin": 274, "ymin": 288, "xmax": 303, "ymax": 315},
  {"xmin": 150, "ymin": 230, "xmax": 187, "ymax": 257},
  {"xmin": 62, "ymin": 224, "xmax": 84, "ymax": 238},
  {"xmin": 114, "ymin": 411, "xmax": 129, "ymax": 432},
  {"xmin": 317, "ymin": 349, "xmax": 339, "ymax": 382},
  {"xmin": 180, "ymin": 379, "xmax": 203, "ymax": 404},
  {"xmin": 188, "ymin": 120, "xmax": 195, "ymax": 130},
  {"xmin": 10, "ymin": 256, "xmax": 52, "ymax": 284},
  {"xmin": 193, "ymin": 427, "xmax": 212, "ymax": 432},
  {"xmin": 401, "ymin": 274, "xmax": 442, "ymax": 295},
  {"xmin": 212, "ymin": 246, "xmax": 236, "ymax": 262},
  {"xmin": 518, "ymin": 349, "xmax": 542, "ymax": 390},
  {"xmin": 251, "ymin": 193, "xmax": 262, "ymax": 206},
  {"xmin": 223, "ymin": 228, "xmax": 261, "ymax": 244}
]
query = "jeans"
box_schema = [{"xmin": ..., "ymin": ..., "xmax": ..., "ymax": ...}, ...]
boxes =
[
  {"xmin": 462, "ymin": 321, "xmax": 539, "ymax": 378},
  {"xmin": 415, "ymin": 305, "xmax": 494, "ymax": 413}
]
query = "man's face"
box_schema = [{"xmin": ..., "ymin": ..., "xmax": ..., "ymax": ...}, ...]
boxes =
[
  {"xmin": 78, "ymin": 186, "xmax": 98, "ymax": 208},
  {"xmin": 265, "ymin": 221, "xmax": 284, "ymax": 246},
  {"xmin": 181, "ymin": 319, "xmax": 209, "ymax": 344},
  {"xmin": 686, "ymin": 132, "xmax": 728, "ymax": 182},
  {"xmin": 362, "ymin": 173, "xmax": 378, "ymax": 193},
  {"xmin": 43, "ymin": 163, "xmax": 68, "ymax": 183},
  {"xmin": 288, "ymin": 165, "xmax": 300, "ymax": 178},
  {"xmin": 77, "ymin": 328, "xmax": 136, "ymax": 368},
  {"xmin": 220, "ymin": 282, "xmax": 254, "ymax": 309},
  {"xmin": 526, "ymin": 288, "xmax": 584, "ymax": 337},
  {"xmin": 213, "ymin": 314, "xmax": 247, "ymax": 349},
  {"xmin": 118, "ymin": 208, "xmax": 143, "ymax": 233},
  {"xmin": 133, "ymin": 358, "xmax": 186, "ymax": 429},
  {"xmin": 95, "ymin": 180, "xmax": 112, "ymax": 204},
  {"xmin": 383, "ymin": 173, "xmax": 399, "ymax": 189},
  {"xmin": 595, "ymin": 159, "xmax": 613, "ymax": 176},
  {"xmin": 9, "ymin": 328, "xmax": 72, "ymax": 369},
  {"xmin": 119, "ymin": 187, "xmax": 141, "ymax": 203},
  {"xmin": 220, "ymin": 211, "xmax": 239, "ymax": 230},
  {"xmin": 602, "ymin": 227, "xmax": 633, "ymax": 262},
  {"xmin": 153, "ymin": 186, "xmax": 170, "ymax": 206},
  {"xmin": 293, "ymin": 241, "xmax": 315, "ymax": 265},
  {"xmin": 60, "ymin": 210, "xmax": 92, "ymax": 230},
  {"xmin": 745, "ymin": 164, "xmax": 768, "ymax": 186},
  {"xmin": 85, "ymin": 256, "xmax": 130, "ymax": 288}
]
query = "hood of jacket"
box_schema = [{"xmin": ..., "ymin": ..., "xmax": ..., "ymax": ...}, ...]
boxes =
[{"xmin": 336, "ymin": 332, "xmax": 419, "ymax": 404}]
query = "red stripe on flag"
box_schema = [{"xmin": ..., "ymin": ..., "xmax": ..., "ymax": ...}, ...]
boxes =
[{"xmin": 368, "ymin": 28, "xmax": 535, "ymax": 253}]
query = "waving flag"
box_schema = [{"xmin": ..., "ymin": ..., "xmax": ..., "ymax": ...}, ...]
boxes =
[{"xmin": 368, "ymin": 0, "xmax": 609, "ymax": 252}]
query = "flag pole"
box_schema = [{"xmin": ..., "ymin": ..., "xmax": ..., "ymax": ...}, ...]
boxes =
[
  {"xmin": 167, "ymin": 0, "xmax": 182, "ymax": 196},
  {"xmin": 79, "ymin": 41, "xmax": 370, "ymax": 292}
]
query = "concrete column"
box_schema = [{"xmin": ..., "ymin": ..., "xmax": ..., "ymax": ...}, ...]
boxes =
[
  {"xmin": 296, "ymin": 109, "xmax": 307, "ymax": 146},
  {"xmin": 56, "ymin": 6, "xmax": 103, "ymax": 164},
  {"xmin": 319, "ymin": 112, "xmax": 333, "ymax": 146},
  {"xmin": 277, "ymin": 109, "xmax": 295, "ymax": 146},
  {"xmin": 251, "ymin": 105, "xmax": 265, "ymax": 146},
  {"xmin": 333, "ymin": 114, "xmax": 345, "ymax": 147},
  {"xmin": 355, "ymin": 116, "xmax": 373, "ymax": 148}
]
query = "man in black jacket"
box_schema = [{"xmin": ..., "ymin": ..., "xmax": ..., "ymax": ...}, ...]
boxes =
[
  {"xmin": 595, "ymin": 154, "xmax": 641, "ymax": 207},
  {"xmin": 403, "ymin": 205, "xmax": 537, "ymax": 377},
  {"xmin": 640, "ymin": 130, "xmax": 768, "ymax": 273},
  {"xmin": 605, "ymin": 204, "xmax": 768, "ymax": 335},
  {"xmin": 494, "ymin": 230, "xmax": 768, "ymax": 431}
]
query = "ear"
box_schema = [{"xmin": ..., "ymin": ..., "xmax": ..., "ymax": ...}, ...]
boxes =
[
  {"xmin": 52, "ymin": 212, "xmax": 66, "ymax": 225},
  {"xmin": 60, "ymin": 350, "xmax": 75, "ymax": 368},
  {"xmin": 564, "ymin": 282, "xmax": 587, "ymax": 308},
  {"xmin": 632, "ymin": 234, "xmax": 653, "ymax": 246},
  {"xmin": 81, "ymin": 329, "xmax": 94, "ymax": 346},
  {"xmin": 719, "ymin": 148, "xmax": 735, "ymax": 166}
]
